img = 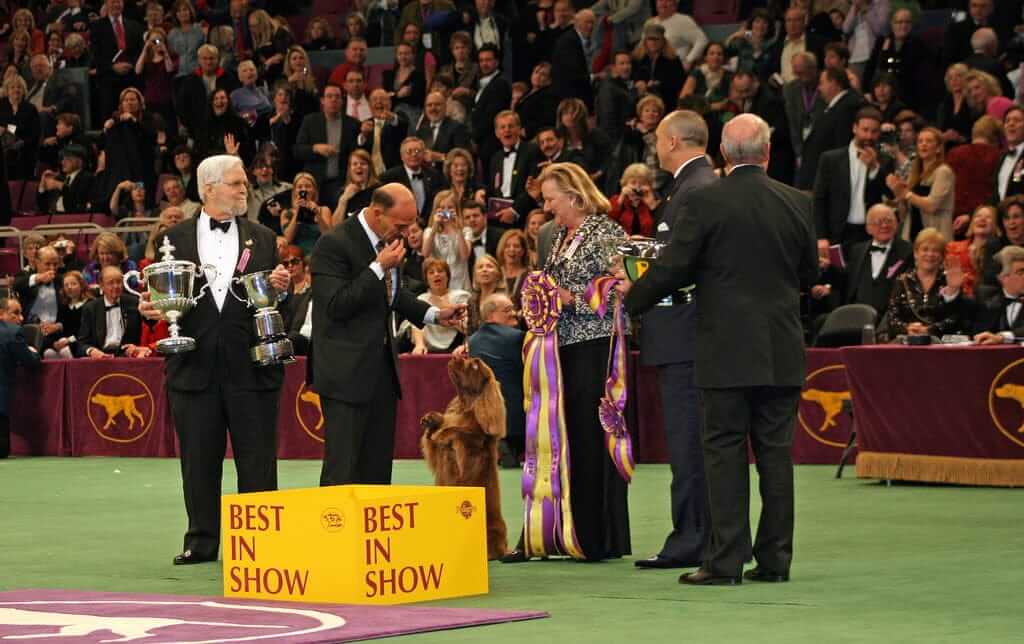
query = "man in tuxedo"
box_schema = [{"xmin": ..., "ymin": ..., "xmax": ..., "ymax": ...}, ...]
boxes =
[
  {"xmin": 0, "ymin": 297, "xmax": 40, "ymax": 459},
  {"xmin": 838, "ymin": 204, "xmax": 912, "ymax": 318},
  {"xmin": 139, "ymin": 155, "xmax": 291, "ymax": 565},
  {"xmin": 294, "ymin": 84, "xmax": 363, "ymax": 209},
  {"xmin": 813, "ymin": 107, "xmax": 893, "ymax": 248},
  {"xmin": 310, "ymin": 184, "xmax": 466, "ymax": 486},
  {"xmin": 488, "ymin": 111, "xmax": 540, "ymax": 227},
  {"xmin": 464, "ymin": 200, "xmax": 500, "ymax": 276},
  {"xmin": 995, "ymin": 106, "xmax": 1024, "ymax": 202},
  {"xmin": 623, "ymin": 114, "xmax": 818, "ymax": 586},
  {"xmin": 378, "ymin": 137, "xmax": 446, "ymax": 220},
  {"xmin": 550, "ymin": 9, "xmax": 596, "ymax": 110},
  {"xmin": 39, "ymin": 144, "xmax": 94, "ymax": 214},
  {"xmin": 974, "ymin": 245, "xmax": 1024, "ymax": 343},
  {"xmin": 628, "ymin": 109, "xmax": 715, "ymax": 571},
  {"xmin": 783, "ymin": 52, "xmax": 824, "ymax": 172},
  {"xmin": 513, "ymin": 127, "xmax": 582, "ymax": 217},
  {"xmin": 90, "ymin": 0, "xmax": 144, "ymax": 122},
  {"xmin": 76, "ymin": 266, "xmax": 148, "ymax": 358},
  {"xmin": 417, "ymin": 91, "xmax": 471, "ymax": 167},
  {"xmin": 796, "ymin": 66, "xmax": 864, "ymax": 189},
  {"xmin": 469, "ymin": 44, "xmax": 511, "ymax": 168},
  {"xmin": 357, "ymin": 89, "xmax": 409, "ymax": 175}
]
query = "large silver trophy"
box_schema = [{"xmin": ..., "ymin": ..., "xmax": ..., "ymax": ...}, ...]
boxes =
[
  {"xmin": 123, "ymin": 237, "xmax": 218, "ymax": 354},
  {"xmin": 608, "ymin": 237, "xmax": 694, "ymax": 303},
  {"xmin": 229, "ymin": 270, "xmax": 295, "ymax": 366}
]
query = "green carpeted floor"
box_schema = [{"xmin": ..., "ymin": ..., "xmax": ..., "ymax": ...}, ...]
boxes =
[{"xmin": 1, "ymin": 458, "xmax": 1021, "ymax": 643}]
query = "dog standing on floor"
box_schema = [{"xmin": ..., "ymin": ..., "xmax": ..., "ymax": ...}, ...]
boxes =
[{"xmin": 420, "ymin": 355, "xmax": 509, "ymax": 560}]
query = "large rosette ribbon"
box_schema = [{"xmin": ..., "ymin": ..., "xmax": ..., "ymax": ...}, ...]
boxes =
[
  {"xmin": 585, "ymin": 275, "xmax": 635, "ymax": 483},
  {"xmin": 520, "ymin": 271, "xmax": 584, "ymax": 559}
]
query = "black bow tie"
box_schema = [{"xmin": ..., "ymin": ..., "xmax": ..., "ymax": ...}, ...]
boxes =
[
  {"xmin": 105, "ymin": 303, "xmax": 118, "ymax": 311},
  {"xmin": 410, "ymin": 173, "xmax": 423, "ymax": 181},
  {"xmin": 472, "ymin": 238, "xmax": 484, "ymax": 247},
  {"xmin": 869, "ymin": 245, "xmax": 888, "ymax": 253},
  {"xmin": 209, "ymin": 218, "xmax": 233, "ymax": 233},
  {"xmin": 503, "ymin": 147, "xmax": 518, "ymax": 157},
  {"xmin": 1005, "ymin": 295, "xmax": 1024, "ymax": 307}
]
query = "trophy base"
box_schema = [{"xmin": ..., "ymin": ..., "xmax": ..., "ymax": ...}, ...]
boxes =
[
  {"xmin": 157, "ymin": 336, "xmax": 196, "ymax": 354},
  {"xmin": 251, "ymin": 337, "xmax": 295, "ymax": 366}
]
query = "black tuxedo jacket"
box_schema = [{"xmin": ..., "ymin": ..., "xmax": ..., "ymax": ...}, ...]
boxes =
[
  {"xmin": 972, "ymin": 291, "xmax": 1024, "ymax": 336},
  {"xmin": 90, "ymin": 15, "xmax": 144, "ymax": 78},
  {"xmin": 160, "ymin": 217, "xmax": 283, "ymax": 392},
  {"xmin": 487, "ymin": 141, "xmax": 540, "ymax": 218},
  {"xmin": 76, "ymin": 294, "xmax": 142, "ymax": 356},
  {"xmin": 293, "ymin": 112, "xmax": 363, "ymax": 188},
  {"xmin": 551, "ymin": 28, "xmax": 593, "ymax": 109},
  {"xmin": 812, "ymin": 146, "xmax": 894, "ymax": 243},
  {"xmin": 796, "ymin": 90, "xmax": 865, "ymax": 189},
  {"xmin": 365, "ymin": 113, "xmax": 409, "ymax": 171},
  {"xmin": 840, "ymin": 238, "xmax": 913, "ymax": 315},
  {"xmin": 467, "ymin": 224, "xmax": 502, "ymax": 276},
  {"xmin": 415, "ymin": 117, "xmax": 471, "ymax": 156},
  {"xmin": 309, "ymin": 214, "xmax": 431, "ymax": 404},
  {"xmin": 993, "ymin": 148, "xmax": 1024, "ymax": 203},
  {"xmin": 638, "ymin": 156, "xmax": 717, "ymax": 366},
  {"xmin": 13, "ymin": 272, "xmax": 66, "ymax": 323},
  {"xmin": 377, "ymin": 164, "xmax": 447, "ymax": 220},
  {"xmin": 515, "ymin": 86, "xmax": 560, "ymax": 139},
  {"xmin": 625, "ymin": 166, "xmax": 818, "ymax": 388},
  {"xmin": 42, "ymin": 170, "xmax": 94, "ymax": 214},
  {"xmin": 470, "ymin": 75, "xmax": 512, "ymax": 147}
]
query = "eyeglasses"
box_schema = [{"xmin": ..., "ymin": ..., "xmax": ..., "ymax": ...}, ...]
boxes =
[{"xmin": 283, "ymin": 258, "xmax": 303, "ymax": 267}]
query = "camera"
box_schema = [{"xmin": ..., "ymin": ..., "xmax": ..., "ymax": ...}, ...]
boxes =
[
  {"xmin": 53, "ymin": 239, "xmax": 70, "ymax": 250},
  {"xmin": 437, "ymin": 209, "xmax": 454, "ymax": 222},
  {"xmin": 631, "ymin": 187, "xmax": 644, "ymax": 197},
  {"xmin": 153, "ymin": 38, "xmax": 161, "ymax": 46},
  {"xmin": 879, "ymin": 128, "xmax": 898, "ymax": 146},
  {"xmin": 296, "ymin": 206, "xmax": 315, "ymax": 223},
  {"xmin": 298, "ymin": 189, "xmax": 309, "ymax": 200},
  {"xmin": 134, "ymin": 181, "xmax": 145, "ymax": 190},
  {"xmin": 267, "ymin": 198, "xmax": 279, "ymax": 209}
]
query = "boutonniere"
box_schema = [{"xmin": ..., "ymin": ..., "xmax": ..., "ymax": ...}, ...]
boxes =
[
  {"xmin": 886, "ymin": 259, "xmax": 904, "ymax": 279},
  {"xmin": 244, "ymin": 238, "xmax": 254, "ymax": 247}
]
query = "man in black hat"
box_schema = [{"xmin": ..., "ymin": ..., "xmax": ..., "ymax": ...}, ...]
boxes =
[{"xmin": 39, "ymin": 144, "xmax": 94, "ymax": 214}]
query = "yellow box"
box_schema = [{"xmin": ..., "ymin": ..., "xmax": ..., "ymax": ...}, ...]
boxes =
[{"xmin": 221, "ymin": 485, "xmax": 488, "ymax": 605}]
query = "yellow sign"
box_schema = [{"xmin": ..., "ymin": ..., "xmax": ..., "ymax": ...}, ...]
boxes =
[
  {"xmin": 987, "ymin": 358, "xmax": 1024, "ymax": 448},
  {"xmin": 87, "ymin": 373, "xmax": 155, "ymax": 444},
  {"xmin": 797, "ymin": 364, "xmax": 851, "ymax": 448},
  {"xmin": 222, "ymin": 485, "xmax": 488, "ymax": 605}
]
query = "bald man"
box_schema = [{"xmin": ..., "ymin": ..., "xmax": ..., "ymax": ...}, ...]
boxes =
[
  {"xmin": 310, "ymin": 183, "xmax": 466, "ymax": 485},
  {"xmin": 623, "ymin": 114, "xmax": 817, "ymax": 586}
]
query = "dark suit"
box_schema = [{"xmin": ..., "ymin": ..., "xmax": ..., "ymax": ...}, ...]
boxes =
[
  {"xmin": 467, "ymin": 224, "xmax": 502, "ymax": 277},
  {"xmin": 972, "ymin": 290, "xmax": 1024, "ymax": 337},
  {"xmin": 796, "ymin": 90, "xmax": 865, "ymax": 189},
  {"xmin": 13, "ymin": 272, "xmax": 65, "ymax": 324},
  {"xmin": 75, "ymin": 294, "xmax": 142, "ymax": 356},
  {"xmin": 840, "ymin": 238, "xmax": 913, "ymax": 317},
  {"xmin": 283, "ymin": 288, "xmax": 312, "ymax": 356},
  {"xmin": 470, "ymin": 74, "xmax": 512, "ymax": 157},
  {"xmin": 812, "ymin": 146, "xmax": 894, "ymax": 245},
  {"xmin": 310, "ymin": 213, "xmax": 432, "ymax": 485},
  {"xmin": 994, "ymin": 146, "xmax": 1024, "ymax": 204},
  {"xmin": 363, "ymin": 113, "xmax": 409, "ymax": 172},
  {"xmin": 162, "ymin": 215, "xmax": 284, "ymax": 560},
  {"xmin": 782, "ymin": 80, "xmax": 825, "ymax": 164},
  {"xmin": 176, "ymin": 71, "xmax": 241, "ymax": 135},
  {"xmin": 377, "ymin": 164, "xmax": 446, "ymax": 220},
  {"xmin": 468, "ymin": 323, "xmax": 526, "ymax": 447},
  {"xmin": 415, "ymin": 117, "xmax": 471, "ymax": 157},
  {"xmin": 515, "ymin": 86, "xmax": 560, "ymax": 139},
  {"xmin": 293, "ymin": 112, "xmax": 363, "ymax": 198},
  {"xmin": 550, "ymin": 28, "xmax": 593, "ymax": 109},
  {"xmin": 636, "ymin": 155, "xmax": 716, "ymax": 565},
  {"xmin": 41, "ymin": 170, "xmax": 95, "ymax": 214},
  {"xmin": 90, "ymin": 15, "xmax": 144, "ymax": 121},
  {"xmin": 487, "ymin": 141, "xmax": 540, "ymax": 224},
  {"xmin": 625, "ymin": 166, "xmax": 818, "ymax": 578},
  {"xmin": 0, "ymin": 320, "xmax": 40, "ymax": 458}
]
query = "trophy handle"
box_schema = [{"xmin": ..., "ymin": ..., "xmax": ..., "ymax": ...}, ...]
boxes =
[
  {"xmin": 228, "ymin": 276, "xmax": 250, "ymax": 304},
  {"xmin": 123, "ymin": 270, "xmax": 143, "ymax": 297},
  {"xmin": 194, "ymin": 264, "xmax": 219, "ymax": 302}
]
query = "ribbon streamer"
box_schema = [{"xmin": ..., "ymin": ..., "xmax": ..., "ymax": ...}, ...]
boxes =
[
  {"xmin": 585, "ymin": 275, "xmax": 636, "ymax": 483},
  {"xmin": 520, "ymin": 271, "xmax": 584, "ymax": 559}
]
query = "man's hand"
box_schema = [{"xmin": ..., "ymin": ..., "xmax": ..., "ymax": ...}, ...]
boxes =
[
  {"xmin": 953, "ymin": 214, "xmax": 971, "ymax": 235},
  {"xmin": 35, "ymin": 269, "xmax": 56, "ymax": 285},
  {"xmin": 437, "ymin": 303, "xmax": 468, "ymax": 327},
  {"xmin": 123, "ymin": 344, "xmax": 153, "ymax": 358},
  {"xmin": 40, "ymin": 322, "xmax": 61, "ymax": 335},
  {"xmin": 87, "ymin": 347, "xmax": 112, "ymax": 359},
  {"xmin": 53, "ymin": 337, "xmax": 70, "ymax": 350},
  {"xmin": 974, "ymin": 331, "xmax": 1007, "ymax": 345},
  {"xmin": 360, "ymin": 119, "xmax": 374, "ymax": 137},
  {"xmin": 313, "ymin": 143, "xmax": 338, "ymax": 158},
  {"xmin": 138, "ymin": 291, "xmax": 162, "ymax": 321},
  {"xmin": 811, "ymin": 284, "xmax": 832, "ymax": 300},
  {"xmin": 224, "ymin": 132, "xmax": 239, "ymax": 155},
  {"xmin": 906, "ymin": 322, "xmax": 930, "ymax": 336},
  {"xmin": 113, "ymin": 62, "xmax": 133, "ymax": 75},
  {"xmin": 496, "ymin": 208, "xmax": 516, "ymax": 224},
  {"xmin": 376, "ymin": 238, "xmax": 406, "ymax": 269},
  {"xmin": 856, "ymin": 143, "xmax": 879, "ymax": 171},
  {"xmin": 269, "ymin": 264, "xmax": 291, "ymax": 291}
]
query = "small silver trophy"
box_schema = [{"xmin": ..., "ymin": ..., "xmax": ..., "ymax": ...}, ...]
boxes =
[
  {"xmin": 123, "ymin": 237, "xmax": 218, "ymax": 353},
  {"xmin": 229, "ymin": 270, "xmax": 295, "ymax": 366},
  {"xmin": 610, "ymin": 237, "xmax": 694, "ymax": 303}
]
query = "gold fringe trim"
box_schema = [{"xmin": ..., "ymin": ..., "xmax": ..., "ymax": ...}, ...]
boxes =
[{"xmin": 856, "ymin": 452, "xmax": 1024, "ymax": 487}]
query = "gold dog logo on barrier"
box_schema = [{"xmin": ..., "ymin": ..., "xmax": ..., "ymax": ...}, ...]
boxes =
[
  {"xmin": 797, "ymin": 364, "xmax": 851, "ymax": 448},
  {"xmin": 87, "ymin": 373, "xmax": 155, "ymax": 443},
  {"xmin": 987, "ymin": 358, "xmax": 1024, "ymax": 448},
  {"xmin": 295, "ymin": 383, "xmax": 325, "ymax": 443}
]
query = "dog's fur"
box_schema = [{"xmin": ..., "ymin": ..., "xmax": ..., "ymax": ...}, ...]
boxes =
[{"xmin": 420, "ymin": 355, "xmax": 509, "ymax": 560}]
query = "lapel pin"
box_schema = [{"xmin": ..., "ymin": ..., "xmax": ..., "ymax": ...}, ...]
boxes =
[{"xmin": 245, "ymin": 238, "xmax": 254, "ymax": 247}]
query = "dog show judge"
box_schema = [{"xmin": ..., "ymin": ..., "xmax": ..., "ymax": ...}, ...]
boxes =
[
  {"xmin": 139, "ymin": 155, "xmax": 291, "ymax": 566},
  {"xmin": 310, "ymin": 183, "xmax": 466, "ymax": 487}
]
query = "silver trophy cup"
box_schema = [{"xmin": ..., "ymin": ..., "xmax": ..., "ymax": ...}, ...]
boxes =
[
  {"xmin": 229, "ymin": 270, "xmax": 295, "ymax": 366},
  {"xmin": 123, "ymin": 237, "xmax": 218, "ymax": 354}
]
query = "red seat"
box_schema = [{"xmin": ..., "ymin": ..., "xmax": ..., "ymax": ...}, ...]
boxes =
[
  {"xmin": 692, "ymin": 0, "xmax": 740, "ymax": 25},
  {"xmin": 10, "ymin": 215, "xmax": 51, "ymax": 230},
  {"xmin": 312, "ymin": 65, "xmax": 331, "ymax": 91},
  {"xmin": 366, "ymin": 63, "xmax": 392, "ymax": 91},
  {"xmin": 0, "ymin": 248, "xmax": 19, "ymax": 276},
  {"xmin": 19, "ymin": 181, "xmax": 39, "ymax": 214},
  {"xmin": 90, "ymin": 214, "xmax": 116, "ymax": 228},
  {"xmin": 312, "ymin": 0, "xmax": 349, "ymax": 16},
  {"xmin": 288, "ymin": 15, "xmax": 311, "ymax": 41},
  {"xmin": 7, "ymin": 180, "xmax": 23, "ymax": 213}
]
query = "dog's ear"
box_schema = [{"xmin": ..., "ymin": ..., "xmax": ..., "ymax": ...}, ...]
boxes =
[{"xmin": 470, "ymin": 362, "xmax": 507, "ymax": 438}]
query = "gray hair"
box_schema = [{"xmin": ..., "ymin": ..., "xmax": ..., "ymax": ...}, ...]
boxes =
[
  {"xmin": 866, "ymin": 203, "xmax": 897, "ymax": 225},
  {"xmin": 721, "ymin": 113, "xmax": 770, "ymax": 165},
  {"xmin": 971, "ymin": 27, "xmax": 997, "ymax": 54},
  {"xmin": 997, "ymin": 245, "xmax": 1024, "ymax": 277},
  {"xmin": 661, "ymin": 110, "xmax": 708, "ymax": 149},
  {"xmin": 197, "ymin": 154, "xmax": 243, "ymax": 201},
  {"xmin": 480, "ymin": 293, "xmax": 513, "ymax": 321},
  {"xmin": 792, "ymin": 51, "xmax": 817, "ymax": 70}
]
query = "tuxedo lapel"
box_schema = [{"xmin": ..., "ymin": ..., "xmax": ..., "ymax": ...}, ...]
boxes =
[{"xmin": 96, "ymin": 300, "xmax": 108, "ymax": 347}]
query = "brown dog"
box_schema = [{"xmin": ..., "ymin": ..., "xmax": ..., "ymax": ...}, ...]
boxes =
[{"xmin": 421, "ymin": 355, "xmax": 509, "ymax": 560}]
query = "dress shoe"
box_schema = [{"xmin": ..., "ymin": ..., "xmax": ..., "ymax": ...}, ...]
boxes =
[
  {"xmin": 678, "ymin": 569, "xmax": 741, "ymax": 586},
  {"xmin": 173, "ymin": 549, "xmax": 217, "ymax": 565},
  {"xmin": 634, "ymin": 555, "xmax": 695, "ymax": 569},
  {"xmin": 743, "ymin": 567, "xmax": 789, "ymax": 583},
  {"xmin": 499, "ymin": 549, "xmax": 530, "ymax": 564}
]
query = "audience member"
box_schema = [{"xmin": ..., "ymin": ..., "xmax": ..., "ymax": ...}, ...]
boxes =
[
  {"xmin": 632, "ymin": 23, "xmax": 684, "ymax": 110},
  {"xmin": 76, "ymin": 265, "xmax": 149, "ymax": 358},
  {"xmin": 796, "ymin": 66, "xmax": 864, "ymax": 189},
  {"xmin": 417, "ymin": 90, "xmax": 472, "ymax": 165},
  {"xmin": 464, "ymin": 252, "xmax": 505, "ymax": 336},
  {"xmin": 91, "ymin": 0, "xmax": 145, "ymax": 122},
  {"xmin": 39, "ymin": 144, "xmax": 93, "ymax": 214},
  {"xmin": 329, "ymin": 36, "xmax": 370, "ymax": 88},
  {"xmin": 177, "ymin": 44, "xmax": 241, "ymax": 136},
  {"xmin": 973, "ymin": 245, "xmax": 1024, "ymax": 343},
  {"xmin": 496, "ymin": 228, "xmax": 530, "ymax": 307},
  {"xmin": 168, "ymin": 0, "xmax": 204, "ymax": 80},
  {"xmin": 887, "ymin": 127, "xmax": 956, "ymax": 242},
  {"xmin": 946, "ymin": 203, "xmax": 1000, "ymax": 298},
  {"xmin": 159, "ymin": 175, "xmax": 200, "ymax": 219},
  {"xmin": 379, "ymin": 136, "xmax": 446, "ymax": 220},
  {"xmin": 280, "ymin": 173, "xmax": 333, "ymax": 256},
  {"xmin": 946, "ymin": 115, "xmax": 1002, "ymax": 232},
  {"xmin": 294, "ymin": 83, "xmax": 362, "ymax": 208},
  {"xmin": 595, "ymin": 52, "xmax": 637, "ymax": 146},
  {"xmin": 422, "ymin": 190, "xmax": 471, "ymax": 291},
  {"xmin": 44, "ymin": 270, "xmax": 92, "ymax": 360},
  {"xmin": 0, "ymin": 75, "xmax": 40, "ymax": 180},
  {"xmin": 358, "ymin": 88, "xmax": 409, "ymax": 175},
  {"xmin": 995, "ymin": 106, "xmax": 1024, "ymax": 202},
  {"xmin": 609, "ymin": 162, "xmax": 660, "ymax": 237},
  {"xmin": 82, "ymin": 233, "xmax": 138, "ymax": 289},
  {"xmin": 409, "ymin": 257, "xmax": 471, "ymax": 353},
  {"xmin": 333, "ymin": 149, "xmax": 379, "ymax": 223},
  {"xmin": 15, "ymin": 245, "xmax": 64, "ymax": 328},
  {"xmin": 838, "ymin": 203, "xmax": 913, "ymax": 318}
]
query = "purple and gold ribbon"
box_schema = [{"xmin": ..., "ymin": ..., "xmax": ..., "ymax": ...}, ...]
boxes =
[
  {"xmin": 520, "ymin": 271, "xmax": 584, "ymax": 559},
  {"xmin": 585, "ymin": 275, "xmax": 635, "ymax": 483}
]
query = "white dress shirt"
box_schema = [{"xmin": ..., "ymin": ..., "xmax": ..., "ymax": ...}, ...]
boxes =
[
  {"xmin": 847, "ymin": 141, "xmax": 879, "ymax": 225},
  {"xmin": 357, "ymin": 209, "xmax": 438, "ymax": 325},
  {"xmin": 868, "ymin": 240, "xmax": 891, "ymax": 279},
  {"xmin": 103, "ymin": 297, "xmax": 125, "ymax": 350},
  {"xmin": 500, "ymin": 146, "xmax": 518, "ymax": 197},
  {"xmin": 28, "ymin": 278, "xmax": 58, "ymax": 323},
  {"xmin": 197, "ymin": 211, "xmax": 240, "ymax": 311},
  {"xmin": 475, "ymin": 71, "xmax": 499, "ymax": 103},
  {"xmin": 346, "ymin": 95, "xmax": 372, "ymax": 121},
  {"xmin": 998, "ymin": 143, "xmax": 1024, "ymax": 200}
]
